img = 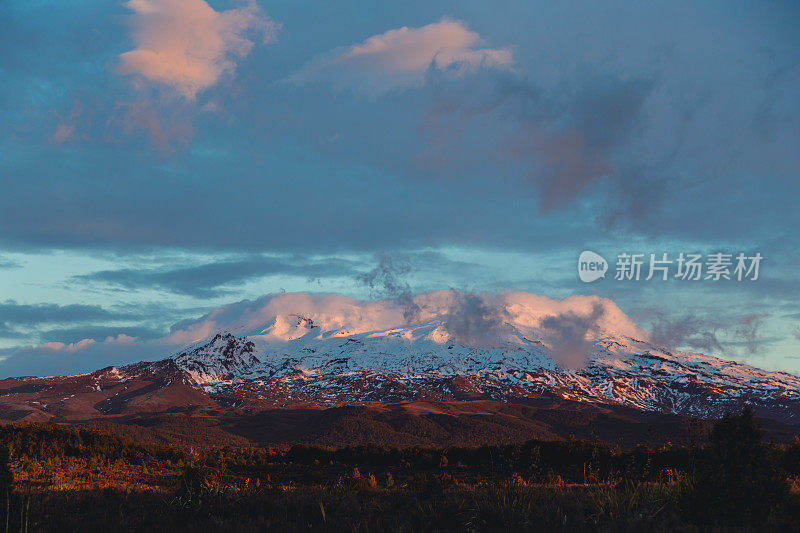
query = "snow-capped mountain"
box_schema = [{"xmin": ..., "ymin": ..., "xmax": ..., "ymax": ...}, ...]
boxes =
[
  {"xmin": 2, "ymin": 290, "xmax": 798, "ymax": 431},
  {"xmin": 147, "ymin": 319, "xmax": 800, "ymax": 423}
]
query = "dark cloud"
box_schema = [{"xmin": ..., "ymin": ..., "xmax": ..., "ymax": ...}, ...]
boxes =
[
  {"xmin": 540, "ymin": 303, "xmax": 605, "ymax": 369},
  {"xmin": 0, "ymin": 340, "xmax": 165, "ymax": 378},
  {"xmin": 74, "ymin": 255, "xmax": 361, "ymax": 298},
  {"xmin": 442, "ymin": 291, "xmax": 509, "ymax": 346},
  {"xmin": 0, "ymin": 0, "xmax": 797, "ymax": 257},
  {"xmin": 647, "ymin": 312, "xmax": 770, "ymax": 359},
  {"xmin": 750, "ymin": 59, "xmax": 800, "ymax": 140},
  {"xmin": 0, "ymin": 324, "xmax": 25, "ymax": 340},
  {"xmin": 356, "ymin": 254, "xmax": 421, "ymax": 322},
  {"xmin": 0, "ymin": 256, "xmax": 20, "ymax": 269},
  {"xmin": 598, "ymin": 165, "xmax": 672, "ymax": 231},
  {"xmin": 0, "ymin": 300, "xmax": 176, "ymax": 346},
  {"xmin": 423, "ymin": 69, "xmax": 654, "ymax": 211},
  {"xmin": 513, "ymin": 73, "xmax": 653, "ymax": 211},
  {"xmin": 649, "ymin": 314, "xmax": 723, "ymax": 354},
  {"xmin": 0, "ymin": 301, "xmax": 121, "ymax": 326},
  {"xmin": 37, "ymin": 325, "xmax": 163, "ymax": 344},
  {"xmin": 733, "ymin": 314, "xmax": 766, "ymax": 355}
]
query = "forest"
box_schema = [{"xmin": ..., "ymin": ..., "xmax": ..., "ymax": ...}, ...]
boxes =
[{"xmin": 0, "ymin": 408, "xmax": 797, "ymax": 531}]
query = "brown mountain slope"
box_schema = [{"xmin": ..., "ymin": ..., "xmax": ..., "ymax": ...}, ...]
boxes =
[
  {"xmin": 7, "ymin": 398, "xmax": 792, "ymax": 449},
  {"xmin": 1, "ymin": 364, "xmax": 797, "ymax": 448}
]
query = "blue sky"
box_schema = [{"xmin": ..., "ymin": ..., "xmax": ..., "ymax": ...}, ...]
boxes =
[{"xmin": 1, "ymin": 0, "xmax": 799, "ymax": 376}]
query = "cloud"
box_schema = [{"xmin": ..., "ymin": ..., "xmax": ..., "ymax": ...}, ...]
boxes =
[
  {"xmin": 539, "ymin": 302, "xmax": 605, "ymax": 369},
  {"xmin": 368, "ymin": 255, "xmax": 645, "ymax": 348},
  {"xmin": 163, "ymin": 289, "xmax": 646, "ymax": 348},
  {"xmin": 425, "ymin": 70, "xmax": 654, "ymax": 211},
  {"xmin": 356, "ymin": 254, "xmax": 420, "ymax": 322},
  {"xmin": 113, "ymin": 100, "xmax": 196, "ymax": 154},
  {"xmin": 38, "ymin": 326, "xmax": 163, "ymax": 345},
  {"xmin": 648, "ymin": 314, "xmax": 723, "ymax": 354},
  {"xmin": 0, "ymin": 300, "xmax": 164, "ymax": 348},
  {"xmin": 440, "ymin": 291, "xmax": 509, "ymax": 346},
  {"xmin": 510, "ymin": 128, "xmax": 613, "ymax": 210},
  {"xmin": 39, "ymin": 338, "xmax": 97, "ymax": 353},
  {"xmin": 40, "ymin": 334, "xmax": 137, "ymax": 353},
  {"xmin": 0, "ymin": 334, "xmax": 158, "ymax": 377},
  {"xmin": 74, "ymin": 255, "xmax": 361, "ymax": 298},
  {"xmin": 0, "ymin": 301, "xmax": 121, "ymax": 327},
  {"xmin": 117, "ymin": 0, "xmax": 279, "ymax": 98},
  {"xmin": 0, "ymin": 257, "xmax": 21, "ymax": 269},
  {"xmin": 162, "ymin": 291, "xmax": 404, "ymax": 345},
  {"xmin": 0, "ymin": 324, "xmax": 25, "ymax": 340},
  {"xmin": 732, "ymin": 314, "xmax": 766, "ymax": 355},
  {"xmin": 646, "ymin": 311, "xmax": 772, "ymax": 358},
  {"xmin": 51, "ymin": 123, "xmax": 74, "ymax": 144},
  {"xmin": 0, "ymin": 290, "xmax": 649, "ymax": 377},
  {"xmin": 288, "ymin": 19, "xmax": 512, "ymax": 95}
]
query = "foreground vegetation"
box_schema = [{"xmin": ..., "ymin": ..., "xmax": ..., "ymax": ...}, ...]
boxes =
[{"xmin": 0, "ymin": 408, "xmax": 798, "ymax": 531}]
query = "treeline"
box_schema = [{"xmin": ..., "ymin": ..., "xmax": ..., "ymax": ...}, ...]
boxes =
[
  {"xmin": 1, "ymin": 415, "xmax": 798, "ymax": 485},
  {"xmin": 0, "ymin": 421, "xmax": 694, "ymax": 486},
  {"xmin": 0, "ymin": 409, "xmax": 797, "ymax": 530}
]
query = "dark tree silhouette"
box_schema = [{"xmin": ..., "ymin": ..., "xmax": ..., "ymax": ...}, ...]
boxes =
[
  {"xmin": 0, "ymin": 445, "xmax": 12, "ymax": 533},
  {"xmin": 686, "ymin": 407, "xmax": 789, "ymax": 527}
]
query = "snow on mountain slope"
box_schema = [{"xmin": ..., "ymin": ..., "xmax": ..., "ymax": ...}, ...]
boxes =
[
  {"xmin": 121, "ymin": 293, "xmax": 800, "ymax": 423},
  {"xmin": 5, "ymin": 290, "xmax": 798, "ymax": 425}
]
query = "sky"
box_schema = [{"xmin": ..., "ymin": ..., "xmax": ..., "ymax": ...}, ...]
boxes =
[{"xmin": 0, "ymin": 0, "xmax": 799, "ymax": 376}]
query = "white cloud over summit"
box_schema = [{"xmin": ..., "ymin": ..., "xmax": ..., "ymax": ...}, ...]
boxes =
[{"xmin": 0, "ymin": 290, "xmax": 647, "ymax": 376}]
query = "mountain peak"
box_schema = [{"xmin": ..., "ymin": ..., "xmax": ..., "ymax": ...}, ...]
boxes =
[
  {"xmin": 6, "ymin": 291, "xmax": 799, "ymax": 427},
  {"xmin": 174, "ymin": 332, "xmax": 258, "ymax": 383},
  {"xmin": 154, "ymin": 323, "xmax": 800, "ymax": 425}
]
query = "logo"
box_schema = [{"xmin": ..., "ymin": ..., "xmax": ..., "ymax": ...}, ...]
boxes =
[
  {"xmin": 578, "ymin": 250, "xmax": 608, "ymax": 283},
  {"xmin": 574, "ymin": 250, "xmax": 761, "ymax": 283}
]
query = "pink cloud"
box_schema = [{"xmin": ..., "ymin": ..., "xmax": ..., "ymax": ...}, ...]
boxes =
[
  {"xmin": 40, "ymin": 338, "xmax": 96, "ymax": 353},
  {"xmin": 51, "ymin": 124, "xmax": 74, "ymax": 144},
  {"xmin": 38, "ymin": 334, "xmax": 138, "ymax": 353},
  {"xmin": 51, "ymin": 98, "xmax": 85, "ymax": 145},
  {"xmin": 289, "ymin": 19, "xmax": 512, "ymax": 95},
  {"xmin": 118, "ymin": 0, "xmax": 279, "ymax": 99},
  {"xmin": 164, "ymin": 290, "xmax": 647, "ymax": 345},
  {"xmin": 112, "ymin": 100, "xmax": 196, "ymax": 154}
]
